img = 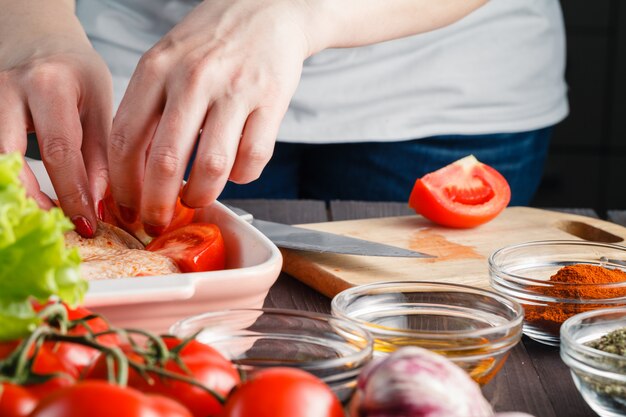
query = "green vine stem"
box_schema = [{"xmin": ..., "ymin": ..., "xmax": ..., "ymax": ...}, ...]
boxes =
[
  {"xmin": 0, "ymin": 310, "xmax": 225, "ymax": 405},
  {"xmin": 127, "ymin": 358, "xmax": 226, "ymax": 405},
  {"xmin": 36, "ymin": 302, "xmax": 70, "ymax": 334},
  {"xmin": 48, "ymin": 334, "xmax": 129, "ymax": 386}
]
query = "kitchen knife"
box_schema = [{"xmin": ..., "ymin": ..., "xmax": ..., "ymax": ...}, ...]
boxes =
[{"xmin": 227, "ymin": 205, "xmax": 434, "ymax": 258}]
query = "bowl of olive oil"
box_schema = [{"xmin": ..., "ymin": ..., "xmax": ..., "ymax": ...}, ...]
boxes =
[{"xmin": 331, "ymin": 281, "xmax": 523, "ymax": 385}]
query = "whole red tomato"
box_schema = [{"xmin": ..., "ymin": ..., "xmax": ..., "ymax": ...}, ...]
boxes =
[
  {"xmin": 0, "ymin": 340, "xmax": 77, "ymax": 400},
  {"xmin": 87, "ymin": 336, "xmax": 239, "ymax": 417},
  {"xmin": 29, "ymin": 381, "xmax": 192, "ymax": 417},
  {"xmin": 409, "ymin": 155, "xmax": 510, "ymax": 228},
  {"xmin": 0, "ymin": 383, "xmax": 38, "ymax": 417},
  {"xmin": 24, "ymin": 345, "xmax": 78, "ymax": 400},
  {"xmin": 146, "ymin": 223, "xmax": 226, "ymax": 272},
  {"xmin": 220, "ymin": 367, "xmax": 344, "ymax": 417},
  {"xmin": 33, "ymin": 302, "xmax": 119, "ymax": 374}
]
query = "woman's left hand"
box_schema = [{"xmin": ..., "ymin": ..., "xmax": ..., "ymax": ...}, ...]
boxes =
[{"xmin": 107, "ymin": 0, "xmax": 314, "ymax": 234}]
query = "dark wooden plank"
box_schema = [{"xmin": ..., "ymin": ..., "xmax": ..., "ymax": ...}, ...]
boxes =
[
  {"xmin": 221, "ymin": 199, "xmax": 328, "ymax": 224},
  {"xmin": 523, "ymin": 339, "xmax": 596, "ymax": 417},
  {"xmin": 260, "ymin": 199, "xmax": 331, "ymax": 311},
  {"xmin": 608, "ymin": 210, "xmax": 626, "ymax": 227},
  {"xmin": 329, "ymin": 200, "xmax": 413, "ymax": 221},
  {"xmin": 544, "ymin": 208, "xmax": 600, "ymax": 218},
  {"xmin": 483, "ymin": 341, "xmax": 557, "ymax": 417},
  {"xmin": 263, "ymin": 274, "xmax": 331, "ymax": 314}
]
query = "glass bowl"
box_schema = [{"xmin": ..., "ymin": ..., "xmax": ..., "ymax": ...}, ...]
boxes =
[
  {"xmin": 330, "ymin": 281, "xmax": 523, "ymax": 385},
  {"xmin": 561, "ymin": 307, "xmax": 626, "ymax": 417},
  {"xmin": 489, "ymin": 240, "xmax": 626, "ymax": 346},
  {"xmin": 169, "ymin": 308, "xmax": 373, "ymax": 403}
]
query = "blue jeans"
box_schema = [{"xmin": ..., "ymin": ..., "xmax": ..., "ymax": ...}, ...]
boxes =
[{"xmin": 214, "ymin": 127, "xmax": 553, "ymax": 206}]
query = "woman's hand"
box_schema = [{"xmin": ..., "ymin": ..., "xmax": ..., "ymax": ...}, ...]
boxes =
[
  {"xmin": 0, "ymin": 1, "xmax": 112, "ymax": 237},
  {"xmin": 107, "ymin": 0, "xmax": 313, "ymax": 235},
  {"xmin": 107, "ymin": 0, "xmax": 487, "ymax": 234}
]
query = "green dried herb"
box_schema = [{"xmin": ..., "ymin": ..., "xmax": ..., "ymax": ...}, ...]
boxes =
[
  {"xmin": 587, "ymin": 328, "xmax": 626, "ymax": 356},
  {"xmin": 582, "ymin": 327, "xmax": 626, "ymax": 410}
]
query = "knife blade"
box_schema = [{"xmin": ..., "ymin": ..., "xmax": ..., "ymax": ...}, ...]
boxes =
[{"xmin": 226, "ymin": 205, "xmax": 434, "ymax": 258}]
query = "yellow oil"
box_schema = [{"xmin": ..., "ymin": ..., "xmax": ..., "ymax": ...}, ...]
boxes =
[{"xmin": 373, "ymin": 336, "xmax": 504, "ymax": 386}]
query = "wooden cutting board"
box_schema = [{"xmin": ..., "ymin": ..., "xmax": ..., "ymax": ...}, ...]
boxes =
[{"xmin": 280, "ymin": 207, "xmax": 626, "ymax": 298}]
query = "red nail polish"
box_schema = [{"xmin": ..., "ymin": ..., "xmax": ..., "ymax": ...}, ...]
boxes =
[
  {"xmin": 144, "ymin": 223, "xmax": 166, "ymax": 237},
  {"xmin": 72, "ymin": 216, "xmax": 95, "ymax": 238},
  {"xmin": 97, "ymin": 200, "xmax": 105, "ymax": 221},
  {"xmin": 118, "ymin": 205, "xmax": 137, "ymax": 223}
]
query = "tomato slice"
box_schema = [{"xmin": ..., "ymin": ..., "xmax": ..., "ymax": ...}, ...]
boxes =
[
  {"xmin": 408, "ymin": 155, "xmax": 511, "ymax": 228},
  {"xmin": 102, "ymin": 186, "xmax": 195, "ymax": 245},
  {"xmin": 146, "ymin": 223, "xmax": 226, "ymax": 272}
]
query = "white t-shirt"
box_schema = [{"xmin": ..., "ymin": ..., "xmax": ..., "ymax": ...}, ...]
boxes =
[{"xmin": 76, "ymin": 0, "xmax": 568, "ymax": 144}]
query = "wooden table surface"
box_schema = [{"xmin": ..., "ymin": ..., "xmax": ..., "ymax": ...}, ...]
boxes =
[{"xmin": 222, "ymin": 199, "xmax": 626, "ymax": 417}]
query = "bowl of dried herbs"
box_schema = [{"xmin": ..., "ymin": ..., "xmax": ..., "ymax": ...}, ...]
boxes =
[{"xmin": 561, "ymin": 306, "xmax": 626, "ymax": 417}]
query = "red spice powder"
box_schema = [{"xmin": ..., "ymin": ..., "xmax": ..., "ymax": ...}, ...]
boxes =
[{"xmin": 524, "ymin": 264, "xmax": 626, "ymax": 336}]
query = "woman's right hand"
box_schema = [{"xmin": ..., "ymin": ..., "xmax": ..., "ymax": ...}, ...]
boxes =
[{"xmin": 0, "ymin": 1, "xmax": 113, "ymax": 237}]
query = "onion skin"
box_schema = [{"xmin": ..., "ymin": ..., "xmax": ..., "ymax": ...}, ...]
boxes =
[{"xmin": 350, "ymin": 347, "xmax": 495, "ymax": 417}]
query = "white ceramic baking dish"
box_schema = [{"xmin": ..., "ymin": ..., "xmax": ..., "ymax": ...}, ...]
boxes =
[{"xmin": 27, "ymin": 158, "xmax": 283, "ymax": 332}]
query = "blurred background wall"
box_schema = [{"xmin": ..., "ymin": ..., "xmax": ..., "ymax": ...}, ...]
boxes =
[{"xmin": 532, "ymin": 0, "xmax": 626, "ymax": 215}]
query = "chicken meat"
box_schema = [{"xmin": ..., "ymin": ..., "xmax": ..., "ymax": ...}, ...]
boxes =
[{"xmin": 66, "ymin": 221, "xmax": 180, "ymax": 280}]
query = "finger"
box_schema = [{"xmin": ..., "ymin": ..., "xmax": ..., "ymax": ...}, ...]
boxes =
[
  {"xmin": 21, "ymin": 162, "xmax": 55, "ymax": 209},
  {"xmin": 29, "ymin": 89, "xmax": 96, "ymax": 238},
  {"xmin": 0, "ymin": 92, "xmax": 52, "ymax": 207},
  {"xmin": 228, "ymin": 106, "xmax": 280, "ymax": 184},
  {"xmin": 108, "ymin": 60, "xmax": 164, "ymax": 224},
  {"xmin": 183, "ymin": 100, "xmax": 249, "ymax": 208},
  {"xmin": 141, "ymin": 90, "xmax": 208, "ymax": 233},
  {"xmin": 81, "ymin": 83, "xmax": 113, "ymax": 216}
]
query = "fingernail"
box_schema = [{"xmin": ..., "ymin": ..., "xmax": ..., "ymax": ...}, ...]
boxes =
[
  {"xmin": 97, "ymin": 200, "xmax": 105, "ymax": 221},
  {"xmin": 118, "ymin": 204, "xmax": 137, "ymax": 223},
  {"xmin": 180, "ymin": 198, "xmax": 194, "ymax": 209},
  {"xmin": 72, "ymin": 216, "xmax": 95, "ymax": 238},
  {"xmin": 144, "ymin": 223, "xmax": 167, "ymax": 237}
]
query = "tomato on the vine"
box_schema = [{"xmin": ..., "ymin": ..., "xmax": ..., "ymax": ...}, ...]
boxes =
[
  {"xmin": 220, "ymin": 367, "xmax": 344, "ymax": 417},
  {"xmin": 146, "ymin": 223, "xmax": 226, "ymax": 272},
  {"xmin": 29, "ymin": 381, "xmax": 192, "ymax": 417},
  {"xmin": 0, "ymin": 383, "xmax": 38, "ymax": 417},
  {"xmin": 0, "ymin": 340, "xmax": 77, "ymax": 400},
  {"xmin": 408, "ymin": 155, "xmax": 511, "ymax": 228},
  {"xmin": 25, "ymin": 346, "xmax": 79, "ymax": 400},
  {"xmin": 33, "ymin": 302, "xmax": 119, "ymax": 374},
  {"xmin": 86, "ymin": 336, "xmax": 239, "ymax": 417}
]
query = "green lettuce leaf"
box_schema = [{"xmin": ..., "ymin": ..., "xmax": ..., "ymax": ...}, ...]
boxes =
[{"xmin": 0, "ymin": 153, "xmax": 85, "ymax": 341}]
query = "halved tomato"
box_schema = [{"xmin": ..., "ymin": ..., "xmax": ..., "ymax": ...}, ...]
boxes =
[
  {"xmin": 102, "ymin": 186, "xmax": 195, "ymax": 244},
  {"xmin": 408, "ymin": 155, "xmax": 511, "ymax": 228},
  {"xmin": 146, "ymin": 223, "xmax": 226, "ymax": 272}
]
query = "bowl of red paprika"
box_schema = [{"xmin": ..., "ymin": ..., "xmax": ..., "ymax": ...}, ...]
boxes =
[{"xmin": 489, "ymin": 240, "xmax": 626, "ymax": 346}]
